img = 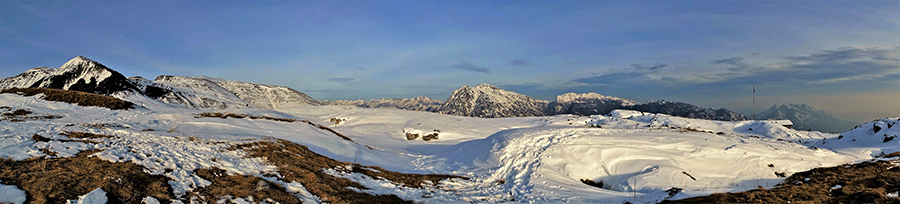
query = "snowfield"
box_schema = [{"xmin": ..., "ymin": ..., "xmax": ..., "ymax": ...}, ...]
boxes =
[{"xmin": 1, "ymin": 92, "xmax": 897, "ymax": 203}]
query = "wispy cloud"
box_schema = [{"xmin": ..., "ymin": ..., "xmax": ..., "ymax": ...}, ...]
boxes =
[
  {"xmin": 451, "ymin": 62, "xmax": 490, "ymax": 73},
  {"xmin": 711, "ymin": 56, "xmax": 750, "ymax": 71},
  {"xmin": 630, "ymin": 63, "xmax": 668, "ymax": 71},
  {"xmin": 509, "ymin": 58, "xmax": 531, "ymax": 66},
  {"xmin": 566, "ymin": 46, "xmax": 900, "ymax": 94},
  {"xmin": 327, "ymin": 77, "xmax": 355, "ymax": 83}
]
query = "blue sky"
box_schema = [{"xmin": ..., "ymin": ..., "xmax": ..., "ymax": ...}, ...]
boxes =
[{"xmin": 1, "ymin": 1, "xmax": 898, "ymax": 122}]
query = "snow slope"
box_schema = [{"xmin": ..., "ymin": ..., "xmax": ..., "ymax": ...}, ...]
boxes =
[
  {"xmin": 1, "ymin": 92, "xmax": 895, "ymax": 203},
  {"xmin": 145, "ymin": 75, "xmax": 253, "ymax": 109}
]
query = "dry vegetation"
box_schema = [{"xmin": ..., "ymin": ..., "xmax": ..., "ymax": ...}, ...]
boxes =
[
  {"xmin": 233, "ymin": 139, "xmax": 465, "ymax": 204},
  {"xmin": 0, "ymin": 87, "xmax": 134, "ymax": 110},
  {"xmin": 59, "ymin": 131, "xmax": 116, "ymax": 139},
  {"xmin": 662, "ymin": 154, "xmax": 900, "ymax": 204},
  {"xmin": 190, "ymin": 168, "xmax": 301, "ymax": 203},
  {"xmin": 32, "ymin": 133, "xmax": 109, "ymax": 145},
  {"xmin": 196, "ymin": 112, "xmax": 355, "ymax": 142},
  {"xmin": 0, "ymin": 150, "xmax": 174, "ymax": 204},
  {"xmin": 1, "ymin": 107, "xmax": 63, "ymax": 122}
]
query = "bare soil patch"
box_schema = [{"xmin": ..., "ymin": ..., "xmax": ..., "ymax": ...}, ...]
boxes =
[
  {"xmin": 0, "ymin": 150, "xmax": 174, "ymax": 204},
  {"xmin": 233, "ymin": 139, "xmax": 465, "ymax": 204},
  {"xmin": 662, "ymin": 153, "xmax": 900, "ymax": 204},
  {"xmin": 1, "ymin": 87, "xmax": 134, "ymax": 110}
]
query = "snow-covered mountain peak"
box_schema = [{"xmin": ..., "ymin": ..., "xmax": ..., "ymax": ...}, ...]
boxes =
[
  {"xmin": 0, "ymin": 56, "xmax": 138, "ymax": 95},
  {"xmin": 438, "ymin": 84, "xmax": 547, "ymax": 118},
  {"xmin": 474, "ymin": 83, "xmax": 500, "ymax": 90},
  {"xmin": 59, "ymin": 56, "xmax": 104, "ymax": 71}
]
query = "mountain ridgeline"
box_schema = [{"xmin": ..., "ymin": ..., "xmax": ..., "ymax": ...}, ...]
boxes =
[
  {"xmin": 0, "ymin": 56, "xmax": 858, "ymax": 132},
  {"xmin": 1, "ymin": 56, "xmax": 320, "ymax": 109}
]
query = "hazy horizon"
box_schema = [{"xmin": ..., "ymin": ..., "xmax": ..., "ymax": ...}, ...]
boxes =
[{"xmin": 1, "ymin": 1, "xmax": 897, "ymax": 123}]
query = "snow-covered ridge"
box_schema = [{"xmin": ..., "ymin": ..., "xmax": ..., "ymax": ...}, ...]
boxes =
[
  {"xmin": 137, "ymin": 75, "xmax": 252, "ymax": 109},
  {"xmin": 212, "ymin": 79, "xmax": 321, "ymax": 109},
  {"xmin": 129, "ymin": 75, "xmax": 320, "ymax": 109}
]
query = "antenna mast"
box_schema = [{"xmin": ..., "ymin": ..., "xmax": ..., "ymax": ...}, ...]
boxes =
[{"xmin": 752, "ymin": 85, "xmax": 755, "ymax": 120}]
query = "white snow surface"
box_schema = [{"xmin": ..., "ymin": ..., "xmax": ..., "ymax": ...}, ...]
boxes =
[
  {"xmin": 74, "ymin": 187, "xmax": 107, "ymax": 204},
  {"xmin": 1, "ymin": 93, "xmax": 897, "ymax": 203},
  {"xmin": 0, "ymin": 179, "xmax": 26, "ymax": 204}
]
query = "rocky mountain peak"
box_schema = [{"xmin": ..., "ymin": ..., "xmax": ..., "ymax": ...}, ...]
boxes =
[{"xmin": 0, "ymin": 56, "xmax": 138, "ymax": 95}]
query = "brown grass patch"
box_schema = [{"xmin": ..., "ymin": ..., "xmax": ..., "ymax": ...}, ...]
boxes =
[
  {"xmin": 32, "ymin": 133, "xmax": 101, "ymax": 145},
  {"xmin": 60, "ymin": 131, "xmax": 116, "ymax": 139},
  {"xmin": 0, "ymin": 150, "xmax": 174, "ymax": 203},
  {"xmin": 233, "ymin": 139, "xmax": 465, "ymax": 204},
  {"xmin": 1, "ymin": 87, "xmax": 134, "ymax": 110},
  {"xmin": 1, "ymin": 108, "xmax": 63, "ymax": 122},
  {"xmin": 197, "ymin": 112, "xmax": 355, "ymax": 142},
  {"xmin": 662, "ymin": 154, "xmax": 900, "ymax": 204},
  {"xmin": 32, "ymin": 134, "xmax": 52, "ymax": 142},
  {"xmin": 80, "ymin": 123, "xmax": 127, "ymax": 129},
  {"xmin": 189, "ymin": 168, "xmax": 301, "ymax": 203}
]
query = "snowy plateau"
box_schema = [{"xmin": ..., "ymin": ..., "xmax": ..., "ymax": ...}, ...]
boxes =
[{"xmin": 0, "ymin": 56, "xmax": 898, "ymax": 203}]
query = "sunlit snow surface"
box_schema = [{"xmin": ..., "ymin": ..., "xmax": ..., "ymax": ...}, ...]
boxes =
[{"xmin": 1, "ymin": 93, "xmax": 897, "ymax": 203}]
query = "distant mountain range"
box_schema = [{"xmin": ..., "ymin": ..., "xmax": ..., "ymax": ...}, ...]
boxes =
[
  {"xmin": 0, "ymin": 56, "xmax": 859, "ymax": 132},
  {"xmin": 321, "ymin": 96, "xmax": 442, "ymax": 112},
  {"xmin": 758, "ymin": 104, "xmax": 858, "ymax": 133}
]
